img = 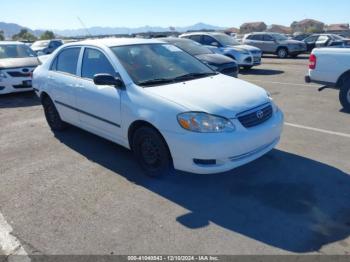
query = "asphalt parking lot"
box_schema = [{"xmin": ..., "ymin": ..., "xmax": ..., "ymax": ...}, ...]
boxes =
[{"xmin": 0, "ymin": 55, "xmax": 350, "ymax": 256}]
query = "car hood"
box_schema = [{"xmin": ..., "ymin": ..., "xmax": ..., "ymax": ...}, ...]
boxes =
[
  {"xmin": 31, "ymin": 46, "xmax": 45, "ymax": 52},
  {"xmin": 229, "ymin": 44, "xmax": 261, "ymax": 52},
  {"xmin": 195, "ymin": 53, "xmax": 236, "ymax": 65},
  {"xmin": 0, "ymin": 57, "xmax": 40, "ymax": 69},
  {"xmin": 146, "ymin": 74, "xmax": 269, "ymax": 118}
]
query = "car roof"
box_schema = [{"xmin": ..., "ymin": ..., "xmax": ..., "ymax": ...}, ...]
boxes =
[
  {"xmin": 0, "ymin": 41, "xmax": 27, "ymax": 45},
  {"xmin": 65, "ymin": 37, "xmax": 165, "ymax": 48},
  {"xmin": 181, "ymin": 32, "xmax": 225, "ymax": 37},
  {"xmin": 159, "ymin": 37, "xmax": 191, "ymax": 43}
]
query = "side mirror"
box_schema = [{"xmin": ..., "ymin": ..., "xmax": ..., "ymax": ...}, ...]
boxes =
[{"xmin": 93, "ymin": 74, "xmax": 124, "ymax": 88}]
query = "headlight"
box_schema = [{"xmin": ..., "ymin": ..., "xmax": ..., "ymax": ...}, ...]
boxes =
[
  {"xmin": 266, "ymin": 91, "xmax": 273, "ymax": 100},
  {"xmin": 177, "ymin": 112, "xmax": 235, "ymax": 133},
  {"xmin": 0, "ymin": 70, "xmax": 7, "ymax": 81}
]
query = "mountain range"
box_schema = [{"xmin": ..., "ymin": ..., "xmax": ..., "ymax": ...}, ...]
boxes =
[{"xmin": 0, "ymin": 22, "xmax": 225, "ymax": 38}]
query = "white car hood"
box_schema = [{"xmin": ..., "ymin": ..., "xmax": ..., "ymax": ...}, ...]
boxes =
[
  {"xmin": 232, "ymin": 44, "xmax": 261, "ymax": 52},
  {"xmin": 146, "ymin": 74, "xmax": 269, "ymax": 118}
]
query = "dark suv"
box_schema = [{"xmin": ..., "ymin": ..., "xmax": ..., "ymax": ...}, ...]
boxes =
[
  {"xmin": 31, "ymin": 39, "xmax": 63, "ymax": 55},
  {"xmin": 243, "ymin": 32, "xmax": 307, "ymax": 58}
]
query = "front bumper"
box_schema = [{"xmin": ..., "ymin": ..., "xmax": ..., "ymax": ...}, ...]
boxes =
[
  {"xmin": 238, "ymin": 53, "xmax": 262, "ymax": 66},
  {"xmin": 163, "ymin": 110, "xmax": 284, "ymax": 174},
  {"xmin": 0, "ymin": 78, "xmax": 33, "ymax": 95}
]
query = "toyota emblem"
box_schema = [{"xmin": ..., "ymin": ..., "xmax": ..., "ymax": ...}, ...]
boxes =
[{"xmin": 256, "ymin": 110, "xmax": 264, "ymax": 119}]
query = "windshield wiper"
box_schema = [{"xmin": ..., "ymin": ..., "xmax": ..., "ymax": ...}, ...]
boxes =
[
  {"xmin": 137, "ymin": 78, "xmax": 175, "ymax": 86},
  {"xmin": 174, "ymin": 72, "xmax": 217, "ymax": 81}
]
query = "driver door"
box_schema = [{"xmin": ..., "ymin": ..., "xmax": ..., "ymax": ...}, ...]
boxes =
[{"xmin": 76, "ymin": 47, "xmax": 122, "ymax": 142}]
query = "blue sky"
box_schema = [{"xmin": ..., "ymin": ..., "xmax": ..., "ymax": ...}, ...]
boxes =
[{"xmin": 2, "ymin": 0, "xmax": 349, "ymax": 29}]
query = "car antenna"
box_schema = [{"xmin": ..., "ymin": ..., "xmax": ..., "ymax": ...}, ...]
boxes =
[{"xmin": 77, "ymin": 16, "xmax": 92, "ymax": 37}]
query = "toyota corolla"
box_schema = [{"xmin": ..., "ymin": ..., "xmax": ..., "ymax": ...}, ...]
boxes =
[{"xmin": 33, "ymin": 38, "xmax": 284, "ymax": 177}]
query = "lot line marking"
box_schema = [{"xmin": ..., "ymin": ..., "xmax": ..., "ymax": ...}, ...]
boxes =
[
  {"xmin": 285, "ymin": 122, "xmax": 350, "ymax": 138},
  {"xmin": 0, "ymin": 212, "xmax": 31, "ymax": 261},
  {"xmin": 243, "ymin": 79, "xmax": 319, "ymax": 87}
]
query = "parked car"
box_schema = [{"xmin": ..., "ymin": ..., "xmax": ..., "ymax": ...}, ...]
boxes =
[
  {"xmin": 31, "ymin": 39, "xmax": 63, "ymax": 55},
  {"xmin": 0, "ymin": 41, "xmax": 40, "ymax": 94},
  {"xmin": 180, "ymin": 32, "xmax": 262, "ymax": 69},
  {"xmin": 305, "ymin": 48, "xmax": 350, "ymax": 111},
  {"xmin": 292, "ymin": 33, "xmax": 312, "ymax": 41},
  {"xmin": 160, "ymin": 37, "xmax": 239, "ymax": 77},
  {"xmin": 303, "ymin": 34, "xmax": 350, "ymax": 52},
  {"xmin": 243, "ymin": 32, "xmax": 307, "ymax": 58},
  {"xmin": 33, "ymin": 38, "xmax": 284, "ymax": 176}
]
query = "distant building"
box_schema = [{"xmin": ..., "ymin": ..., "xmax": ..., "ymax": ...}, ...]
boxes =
[
  {"xmin": 240, "ymin": 22, "xmax": 267, "ymax": 34},
  {"xmin": 223, "ymin": 27, "xmax": 239, "ymax": 35},
  {"xmin": 267, "ymin": 24, "xmax": 292, "ymax": 34},
  {"xmin": 325, "ymin": 23, "xmax": 350, "ymax": 37},
  {"xmin": 291, "ymin": 19, "xmax": 324, "ymax": 33}
]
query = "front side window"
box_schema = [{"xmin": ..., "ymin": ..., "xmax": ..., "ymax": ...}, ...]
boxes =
[
  {"xmin": 111, "ymin": 44, "xmax": 214, "ymax": 86},
  {"xmin": 188, "ymin": 35, "xmax": 202, "ymax": 43},
  {"xmin": 53, "ymin": 47, "xmax": 81, "ymax": 75},
  {"xmin": 202, "ymin": 36, "xmax": 220, "ymax": 46},
  {"xmin": 211, "ymin": 34, "xmax": 240, "ymax": 46},
  {"xmin": 0, "ymin": 44, "xmax": 37, "ymax": 59},
  {"xmin": 305, "ymin": 35, "xmax": 318, "ymax": 43},
  {"xmin": 263, "ymin": 35, "xmax": 274, "ymax": 41},
  {"xmin": 81, "ymin": 48, "xmax": 115, "ymax": 79}
]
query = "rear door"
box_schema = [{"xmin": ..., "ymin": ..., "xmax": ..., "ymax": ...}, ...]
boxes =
[
  {"xmin": 76, "ymin": 47, "xmax": 122, "ymax": 141},
  {"xmin": 49, "ymin": 47, "xmax": 81, "ymax": 124},
  {"xmin": 246, "ymin": 35, "xmax": 265, "ymax": 50},
  {"xmin": 262, "ymin": 34, "xmax": 276, "ymax": 53}
]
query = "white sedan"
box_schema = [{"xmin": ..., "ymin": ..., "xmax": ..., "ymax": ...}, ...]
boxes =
[{"xmin": 33, "ymin": 38, "xmax": 284, "ymax": 177}]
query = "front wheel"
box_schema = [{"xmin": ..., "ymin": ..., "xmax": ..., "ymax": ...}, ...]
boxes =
[
  {"xmin": 339, "ymin": 78, "xmax": 350, "ymax": 112},
  {"xmin": 42, "ymin": 96, "xmax": 67, "ymax": 131},
  {"xmin": 277, "ymin": 48, "xmax": 288, "ymax": 58},
  {"xmin": 132, "ymin": 126, "xmax": 172, "ymax": 177}
]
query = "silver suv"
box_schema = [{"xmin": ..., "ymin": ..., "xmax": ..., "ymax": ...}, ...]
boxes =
[{"xmin": 243, "ymin": 32, "xmax": 306, "ymax": 58}]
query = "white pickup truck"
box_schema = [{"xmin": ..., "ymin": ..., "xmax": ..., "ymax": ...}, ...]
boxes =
[{"xmin": 305, "ymin": 47, "xmax": 350, "ymax": 111}]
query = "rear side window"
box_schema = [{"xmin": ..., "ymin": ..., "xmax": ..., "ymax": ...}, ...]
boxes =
[
  {"xmin": 81, "ymin": 48, "xmax": 115, "ymax": 79},
  {"xmin": 52, "ymin": 47, "xmax": 81, "ymax": 75}
]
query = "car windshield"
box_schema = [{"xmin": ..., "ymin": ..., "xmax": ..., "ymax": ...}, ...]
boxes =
[
  {"xmin": 272, "ymin": 34, "xmax": 288, "ymax": 41},
  {"xmin": 0, "ymin": 44, "xmax": 37, "ymax": 59},
  {"xmin": 111, "ymin": 44, "xmax": 215, "ymax": 86},
  {"xmin": 31, "ymin": 41, "xmax": 49, "ymax": 48},
  {"xmin": 212, "ymin": 34, "xmax": 240, "ymax": 46},
  {"xmin": 168, "ymin": 40, "xmax": 213, "ymax": 56}
]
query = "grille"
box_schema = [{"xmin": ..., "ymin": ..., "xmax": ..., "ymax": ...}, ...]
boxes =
[
  {"xmin": 237, "ymin": 104, "xmax": 273, "ymax": 128},
  {"xmin": 7, "ymin": 71, "xmax": 31, "ymax": 77},
  {"xmin": 221, "ymin": 67, "xmax": 237, "ymax": 76},
  {"xmin": 13, "ymin": 83, "xmax": 32, "ymax": 89}
]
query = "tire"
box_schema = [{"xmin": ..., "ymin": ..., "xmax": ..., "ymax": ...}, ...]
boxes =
[
  {"xmin": 243, "ymin": 66, "xmax": 253, "ymax": 70},
  {"xmin": 132, "ymin": 126, "xmax": 172, "ymax": 177},
  {"xmin": 339, "ymin": 78, "xmax": 350, "ymax": 112},
  {"xmin": 277, "ymin": 48, "xmax": 288, "ymax": 58},
  {"xmin": 42, "ymin": 96, "xmax": 67, "ymax": 131}
]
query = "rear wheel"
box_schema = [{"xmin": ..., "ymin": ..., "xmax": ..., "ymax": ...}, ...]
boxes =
[
  {"xmin": 277, "ymin": 48, "xmax": 288, "ymax": 58},
  {"xmin": 339, "ymin": 78, "xmax": 350, "ymax": 112},
  {"xmin": 42, "ymin": 95, "xmax": 67, "ymax": 131},
  {"xmin": 132, "ymin": 126, "xmax": 172, "ymax": 177}
]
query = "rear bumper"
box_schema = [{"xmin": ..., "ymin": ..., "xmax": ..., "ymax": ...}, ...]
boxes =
[{"xmin": 305, "ymin": 75, "xmax": 336, "ymax": 87}]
